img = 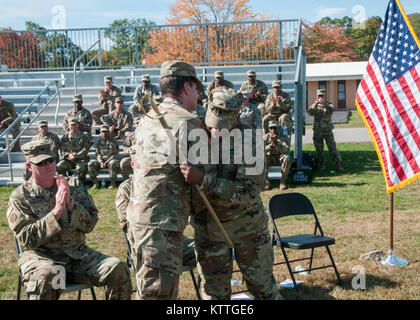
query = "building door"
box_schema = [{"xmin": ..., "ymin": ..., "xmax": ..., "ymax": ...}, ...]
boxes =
[{"xmin": 337, "ymin": 80, "xmax": 346, "ymax": 109}]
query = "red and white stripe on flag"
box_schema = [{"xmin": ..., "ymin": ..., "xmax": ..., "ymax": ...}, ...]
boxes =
[{"xmin": 356, "ymin": 0, "xmax": 420, "ymax": 193}]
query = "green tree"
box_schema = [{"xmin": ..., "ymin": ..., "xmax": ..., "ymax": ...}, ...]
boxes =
[
  {"xmin": 348, "ymin": 16, "xmax": 382, "ymax": 60},
  {"xmin": 407, "ymin": 13, "xmax": 420, "ymax": 39},
  {"xmin": 103, "ymin": 18, "xmax": 155, "ymax": 66}
]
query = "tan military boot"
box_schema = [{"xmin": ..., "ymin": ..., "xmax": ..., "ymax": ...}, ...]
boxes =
[
  {"xmin": 108, "ymin": 179, "xmax": 117, "ymax": 189},
  {"xmin": 91, "ymin": 178, "xmax": 100, "ymax": 189},
  {"xmin": 279, "ymin": 175, "xmax": 288, "ymax": 191},
  {"xmin": 335, "ymin": 162, "xmax": 344, "ymax": 172}
]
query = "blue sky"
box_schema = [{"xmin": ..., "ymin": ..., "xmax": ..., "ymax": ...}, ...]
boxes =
[{"xmin": 0, "ymin": 0, "xmax": 419, "ymax": 30}]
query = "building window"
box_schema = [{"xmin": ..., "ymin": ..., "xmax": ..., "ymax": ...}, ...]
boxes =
[{"xmin": 337, "ymin": 80, "xmax": 346, "ymax": 109}]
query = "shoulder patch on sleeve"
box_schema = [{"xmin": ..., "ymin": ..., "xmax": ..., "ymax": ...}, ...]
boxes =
[{"xmin": 115, "ymin": 196, "xmax": 126, "ymax": 208}]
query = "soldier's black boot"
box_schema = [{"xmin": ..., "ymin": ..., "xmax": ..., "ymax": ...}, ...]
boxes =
[{"xmin": 335, "ymin": 161, "xmax": 344, "ymax": 172}]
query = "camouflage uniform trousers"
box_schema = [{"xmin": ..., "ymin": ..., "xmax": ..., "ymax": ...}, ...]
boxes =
[
  {"xmin": 120, "ymin": 156, "xmax": 132, "ymax": 180},
  {"xmin": 313, "ymin": 130, "xmax": 342, "ymax": 164},
  {"xmin": 88, "ymin": 160, "xmax": 119, "ymax": 180},
  {"xmin": 92, "ymin": 106, "xmax": 111, "ymax": 126},
  {"xmin": 126, "ymin": 225, "xmax": 184, "ymax": 300},
  {"xmin": 264, "ymin": 153, "xmax": 292, "ymax": 186},
  {"xmin": 56, "ymin": 159, "xmax": 88, "ymax": 181},
  {"xmin": 192, "ymin": 220, "xmax": 280, "ymax": 300},
  {"xmin": 19, "ymin": 247, "xmax": 132, "ymax": 300},
  {"xmin": 262, "ymin": 113, "xmax": 293, "ymax": 134}
]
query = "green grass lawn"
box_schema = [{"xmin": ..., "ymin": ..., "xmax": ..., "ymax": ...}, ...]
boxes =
[{"xmin": 1, "ymin": 142, "xmax": 419, "ymax": 300}]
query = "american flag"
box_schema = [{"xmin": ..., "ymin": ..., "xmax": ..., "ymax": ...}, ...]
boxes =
[{"xmin": 356, "ymin": 0, "xmax": 420, "ymax": 193}]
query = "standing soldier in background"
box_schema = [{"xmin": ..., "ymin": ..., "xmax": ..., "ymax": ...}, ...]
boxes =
[
  {"xmin": 308, "ymin": 89, "xmax": 343, "ymax": 172},
  {"xmin": 184, "ymin": 87, "xmax": 282, "ymax": 300},
  {"xmin": 126, "ymin": 60, "xmax": 204, "ymax": 300},
  {"xmin": 129, "ymin": 74, "xmax": 160, "ymax": 119},
  {"xmin": 264, "ymin": 121, "xmax": 291, "ymax": 191},
  {"xmin": 7, "ymin": 140, "xmax": 131, "ymax": 300},
  {"xmin": 239, "ymin": 70, "xmax": 268, "ymax": 117},
  {"xmin": 23, "ymin": 120, "xmax": 60, "ymax": 181},
  {"xmin": 206, "ymin": 70, "xmax": 234, "ymax": 99},
  {"xmin": 0, "ymin": 95, "xmax": 21, "ymax": 151},
  {"xmin": 105, "ymin": 97, "xmax": 133, "ymax": 140},
  {"xmin": 63, "ymin": 95, "xmax": 93, "ymax": 141},
  {"xmin": 263, "ymin": 80, "xmax": 293, "ymax": 134},
  {"xmin": 92, "ymin": 76, "xmax": 122, "ymax": 125},
  {"xmin": 56, "ymin": 118, "xmax": 91, "ymax": 184},
  {"xmin": 239, "ymin": 91, "xmax": 262, "ymax": 131},
  {"xmin": 88, "ymin": 125, "xmax": 120, "ymax": 189},
  {"xmin": 120, "ymin": 117, "xmax": 140, "ymax": 182}
]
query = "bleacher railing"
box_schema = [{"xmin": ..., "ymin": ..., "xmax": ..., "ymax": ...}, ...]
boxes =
[{"xmin": 0, "ymin": 20, "xmax": 300, "ymax": 71}]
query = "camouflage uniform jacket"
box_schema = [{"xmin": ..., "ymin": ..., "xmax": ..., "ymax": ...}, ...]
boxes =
[
  {"xmin": 239, "ymin": 80, "xmax": 269, "ymax": 105},
  {"xmin": 194, "ymin": 124, "xmax": 266, "ymax": 242},
  {"xmin": 115, "ymin": 178, "xmax": 132, "ymax": 230},
  {"xmin": 308, "ymin": 101, "xmax": 335, "ymax": 132},
  {"xmin": 133, "ymin": 83, "xmax": 160, "ymax": 105},
  {"xmin": 0, "ymin": 100, "xmax": 19, "ymax": 126},
  {"xmin": 264, "ymin": 92, "xmax": 292, "ymax": 116},
  {"xmin": 60, "ymin": 131, "xmax": 91, "ymax": 161},
  {"xmin": 106, "ymin": 110, "xmax": 133, "ymax": 135},
  {"xmin": 239, "ymin": 103, "xmax": 262, "ymax": 130},
  {"xmin": 123, "ymin": 131, "xmax": 136, "ymax": 157},
  {"xmin": 7, "ymin": 177, "xmax": 98, "ymax": 259},
  {"xmin": 264, "ymin": 132, "xmax": 289, "ymax": 156},
  {"xmin": 206, "ymin": 79, "xmax": 234, "ymax": 98},
  {"xmin": 63, "ymin": 107, "xmax": 93, "ymax": 134},
  {"xmin": 98, "ymin": 85, "xmax": 122, "ymax": 111},
  {"xmin": 126, "ymin": 97, "xmax": 203, "ymax": 232},
  {"xmin": 31, "ymin": 132, "xmax": 61, "ymax": 162},
  {"xmin": 95, "ymin": 137, "xmax": 119, "ymax": 164}
]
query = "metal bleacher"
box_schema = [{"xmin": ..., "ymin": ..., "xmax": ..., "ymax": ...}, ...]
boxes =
[{"xmin": 0, "ymin": 62, "xmax": 300, "ymax": 186}]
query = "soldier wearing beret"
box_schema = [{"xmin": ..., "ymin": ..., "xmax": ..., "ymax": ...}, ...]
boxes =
[
  {"xmin": 92, "ymin": 76, "xmax": 122, "ymax": 125},
  {"xmin": 205, "ymin": 70, "xmax": 234, "ymax": 99},
  {"xmin": 0, "ymin": 95, "xmax": 21, "ymax": 151},
  {"xmin": 104, "ymin": 97, "xmax": 133, "ymax": 140},
  {"xmin": 239, "ymin": 70, "xmax": 269, "ymax": 116},
  {"xmin": 263, "ymin": 80, "xmax": 293, "ymax": 134},
  {"xmin": 308, "ymin": 89, "xmax": 343, "ymax": 172},
  {"xmin": 63, "ymin": 95, "xmax": 93, "ymax": 141},
  {"xmin": 182, "ymin": 87, "xmax": 282, "ymax": 300},
  {"xmin": 129, "ymin": 74, "xmax": 160, "ymax": 119},
  {"xmin": 264, "ymin": 121, "xmax": 291, "ymax": 191},
  {"xmin": 88, "ymin": 125, "xmax": 120, "ymax": 189},
  {"xmin": 56, "ymin": 118, "xmax": 91, "ymax": 184},
  {"xmin": 7, "ymin": 140, "xmax": 131, "ymax": 300},
  {"xmin": 126, "ymin": 60, "xmax": 204, "ymax": 300}
]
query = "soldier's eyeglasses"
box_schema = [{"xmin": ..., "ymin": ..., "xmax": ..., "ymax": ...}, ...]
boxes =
[{"xmin": 33, "ymin": 158, "xmax": 55, "ymax": 167}]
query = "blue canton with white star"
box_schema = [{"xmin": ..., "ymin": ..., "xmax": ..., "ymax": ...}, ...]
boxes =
[{"xmin": 372, "ymin": 0, "xmax": 420, "ymax": 84}]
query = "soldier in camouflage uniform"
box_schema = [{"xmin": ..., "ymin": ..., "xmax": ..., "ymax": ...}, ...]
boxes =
[
  {"xmin": 185, "ymin": 87, "xmax": 282, "ymax": 300},
  {"xmin": 126, "ymin": 60, "xmax": 204, "ymax": 300},
  {"xmin": 120, "ymin": 118, "xmax": 140, "ymax": 181},
  {"xmin": 63, "ymin": 95, "xmax": 93, "ymax": 141},
  {"xmin": 0, "ymin": 95, "xmax": 21, "ymax": 151},
  {"xmin": 105, "ymin": 97, "xmax": 133, "ymax": 141},
  {"xmin": 205, "ymin": 70, "xmax": 234, "ymax": 99},
  {"xmin": 92, "ymin": 76, "xmax": 122, "ymax": 125},
  {"xmin": 263, "ymin": 80, "xmax": 293, "ymax": 134},
  {"xmin": 7, "ymin": 140, "xmax": 131, "ymax": 300},
  {"xmin": 308, "ymin": 89, "xmax": 343, "ymax": 172},
  {"xmin": 239, "ymin": 70, "xmax": 269, "ymax": 116},
  {"xmin": 264, "ymin": 121, "xmax": 291, "ymax": 191},
  {"xmin": 88, "ymin": 125, "xmax": 119, "ymax": 189},
  {"xmin": 23, "ymin": 120, "xmax": 60, "ymax": 181},
  {"xmin": 239, "ymin": 91, "xmax": 262, "ymax": 131},
  {"xmin": 129, "ymin": 74, "xmax": 160, "ymax": 119},
  {"xmin": 56, "ymin": 118, "xmax": 91, "ymax": 184}
]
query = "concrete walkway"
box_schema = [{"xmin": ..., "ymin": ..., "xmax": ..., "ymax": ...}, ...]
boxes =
[{"xmin": 291, "ymin": 127, "xmax": 372, "ymax": 145}]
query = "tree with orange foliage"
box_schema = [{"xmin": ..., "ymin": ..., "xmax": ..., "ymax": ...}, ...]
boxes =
[{"xmin": 302, "ymin": 21, "xmax": 360, "ymax": 63}]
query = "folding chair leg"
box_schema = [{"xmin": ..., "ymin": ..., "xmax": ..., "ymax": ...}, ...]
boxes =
[
  {"xmin": 189, "ymin": 270, "xmax": 201, "ymax": 300},
  {"xmin": 325, "ymin": 246, "xmax": 342, "ymax": 287},
  {"xmin": 308, "ymin": 248, "xmax": 315, "ymax": 274},
  {"xmin": 77, "ymin": 290, "xmax": 82, "ymax": 300},
  {"xmin": 90, "ymin": 287, "xmax": 97, "ymax": 300},
  {"xmin": 17, "ymin": 275, "xmax": 22, "ymax": 300},
  {"xmin": 280, "ymin": 246, "xmax": 299, "ymax": 292}
]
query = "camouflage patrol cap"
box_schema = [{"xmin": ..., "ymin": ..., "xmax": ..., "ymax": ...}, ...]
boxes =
[
  {"xmin": 104, "ymin": 76, "xmax": 112, "ymax": 82},
  {"xmin": 215, "ymin": 70, "xmax": 224, "ymax": 78},
  {"xmin": 272, "ymin": 80, "xmax": 282, "ymax": 87},
  {"xmin": 73, "ymin": 94, "xmax": 83, "ymax": 102},
  {"xmin": 37, "ymin": 120, "xmax": 48, "ymax": 127},
  {"xmin": 205, "ymin": 87, "xmax": 242, "ymax": 130},
  {"xmin": 115, "ymin": 97, "xmax": 124, "ymax": 103},
  {"xmin": 141, "ymin": 74, "xmax": 150, "ymax": 81},
  {"xmin": 22, "ymin": 140, "xmax": 55, "ymax": 164},
  {"xmin": 268, "ymin": 121, "xmax": 279, "ymax": 128},
  {"xmin": 160, "ymin": 60, "xmax": 203, "ymax": 90},
  {"xmin": 247, "ymin": 70, "xmax": 256, "ymax": 77},
  {"xmin": 317, "ymin": 89, "xmax": 326, "ymax": 96},
  {"xmin": 100, "ymin": 124, "xmax": 110, "ymax": 132},
  {"xmin": 69, "ymin": 118, "xmax": 79, "ymax": 125}
]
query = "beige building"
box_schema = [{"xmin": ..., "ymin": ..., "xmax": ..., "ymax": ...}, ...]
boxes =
[{"xmin": 306, "ymin": 61, "xmax": 368, "ymax": 110}]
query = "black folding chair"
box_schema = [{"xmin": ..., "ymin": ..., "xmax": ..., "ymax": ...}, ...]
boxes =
[
  {"xmin": 123, "ymin": 231, "xmax": 201, "ymax": 300},
  {"xmin": 268, "ymin": 193, "xmax": 342, "ymax": 292},
  {"xmin": 14, "ymin": 235, "xmax": 96, "ymax": 300}
]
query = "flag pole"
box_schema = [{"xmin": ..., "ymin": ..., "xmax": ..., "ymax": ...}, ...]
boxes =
[{"xmin": 390, "ymin": 192, "xmax": 394, "ymax": 251}]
